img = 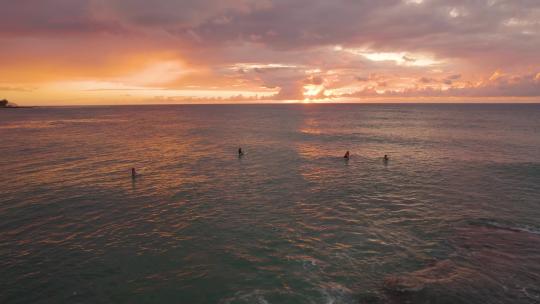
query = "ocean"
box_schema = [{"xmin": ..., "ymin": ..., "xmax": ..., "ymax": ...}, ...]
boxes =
[{"xmin": 1, "ymin": 104, "xmax": 540, "ymax": 303}]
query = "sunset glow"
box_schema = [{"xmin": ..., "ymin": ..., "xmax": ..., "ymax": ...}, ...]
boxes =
[{"xmin": 1, "ymin": 0, "xmax": 539, "ymax": 105}]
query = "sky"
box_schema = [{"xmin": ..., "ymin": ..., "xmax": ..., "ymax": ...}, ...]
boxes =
[{"xmin": 1, "ymin": 0, "xmax": 540, "ymax": 105}]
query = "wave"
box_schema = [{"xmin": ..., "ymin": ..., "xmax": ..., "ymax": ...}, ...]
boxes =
[
  {"xmin": 466, "ymin": 218, "xmax": 540, "ymax": 235},
  {"xmin": 220, "ymin": 290, "xmax": 271, "ymax": 304}
]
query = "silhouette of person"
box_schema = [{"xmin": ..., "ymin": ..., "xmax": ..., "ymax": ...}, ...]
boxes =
[
  {"xmin": 238, "ymin": 147, "xmax": 244, "ymax": 157},
  {"xmin": 344, "ymin": 151, "xmax": 350, "ymax": 159},
  {"xmin": 131, "ymin": 168, "xmax": 137, "ymax": 178}
]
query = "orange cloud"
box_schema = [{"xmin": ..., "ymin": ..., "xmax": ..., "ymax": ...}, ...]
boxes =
[{"xmin": 1, "ymin": 1, "xmax": 540, "ymax": 104}]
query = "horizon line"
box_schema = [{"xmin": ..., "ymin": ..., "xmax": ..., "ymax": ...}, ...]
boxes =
[{"xmin": 15, "ymin": 101, "xmax": 540, "ymax": 108}]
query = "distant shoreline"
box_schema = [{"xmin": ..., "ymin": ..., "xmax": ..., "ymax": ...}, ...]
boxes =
[
  {"xmin": 2, "ymin": 103, "xmax": 540, "ymax": 109},
  {"xmin": 5, "ymin": 102, "xmax": 540, "ymax": 108}
]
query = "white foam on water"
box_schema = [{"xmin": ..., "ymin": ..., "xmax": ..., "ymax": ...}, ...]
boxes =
[
  {"xmin": 482, "ymin": 220, "xmax": 540, "ymax": 235},
  {"xmin": 221, "ymin": 290, "xmax": 271, "ymax": 304},
  {"xmin": 319, "ymin": 282, "xmax": 355, "ymax": 304}
]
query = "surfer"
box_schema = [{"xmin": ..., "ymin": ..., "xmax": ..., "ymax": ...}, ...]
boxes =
[
  {"xmin": 383, "ymin": 154, "xmax": 389, "ymax": 161},
  {"xmin": 131, "ymin": 168, "xmax": 137, "ymax": 178},
  {"xmin": 238, "ymin": 147, "xmax": 244, "ymax": 157},
  {"xmin": 344, "ymin": 151, "xmax": 350, "ymax": 159}
]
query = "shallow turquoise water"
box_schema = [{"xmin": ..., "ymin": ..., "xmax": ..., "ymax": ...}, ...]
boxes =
[{"xmin": 1, "ymin": 104, "xmax": 540, "ymax": 303}]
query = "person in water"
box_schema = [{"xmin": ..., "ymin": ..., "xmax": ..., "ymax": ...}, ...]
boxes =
[
  {"xmin": 238, "ymin": 147, "xmax": 244, "ymax": 157},
  {"xmin": 344, "ymin": 151, "xmax": 350, "ymax": 159},
  {"xmin": 383, "ymin": 154, "xmax": 389, "ymax": 161},
  {"xmin": 131, "ymin": 168, "xmax": 137, "ymax": 178}
]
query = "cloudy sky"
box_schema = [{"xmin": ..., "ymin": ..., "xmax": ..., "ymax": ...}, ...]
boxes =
[{"xmin": 1, "ymin": 0, "xmax": 540, "ymax": 105}]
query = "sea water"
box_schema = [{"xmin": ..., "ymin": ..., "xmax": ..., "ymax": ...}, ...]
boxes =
[{"xmin": 1, "ymin": 104, "xmax": 539, "ymax": 303}]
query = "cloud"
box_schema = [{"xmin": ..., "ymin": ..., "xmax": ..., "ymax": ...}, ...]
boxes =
[
  {"xmin": 420, "ymin": 77, "xmax": 435, "ymax": 84},
  {"xmin": 356, "ymin": 76, "xmax": 369, "ymax": 82},
  {"xmin": 1, "ymin": 0, "xmax": 540, "ymax": 103},
  {"xmin": 447, "ymin": 74, "xmax": 461, "ymax": 80},
  {"xmin": 0, "ymin": 85, "xmax": 35, "ymax": 92},
  {"xmin": 342, "ymin": 71, "xmax": 540, "ymax": 98}
]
